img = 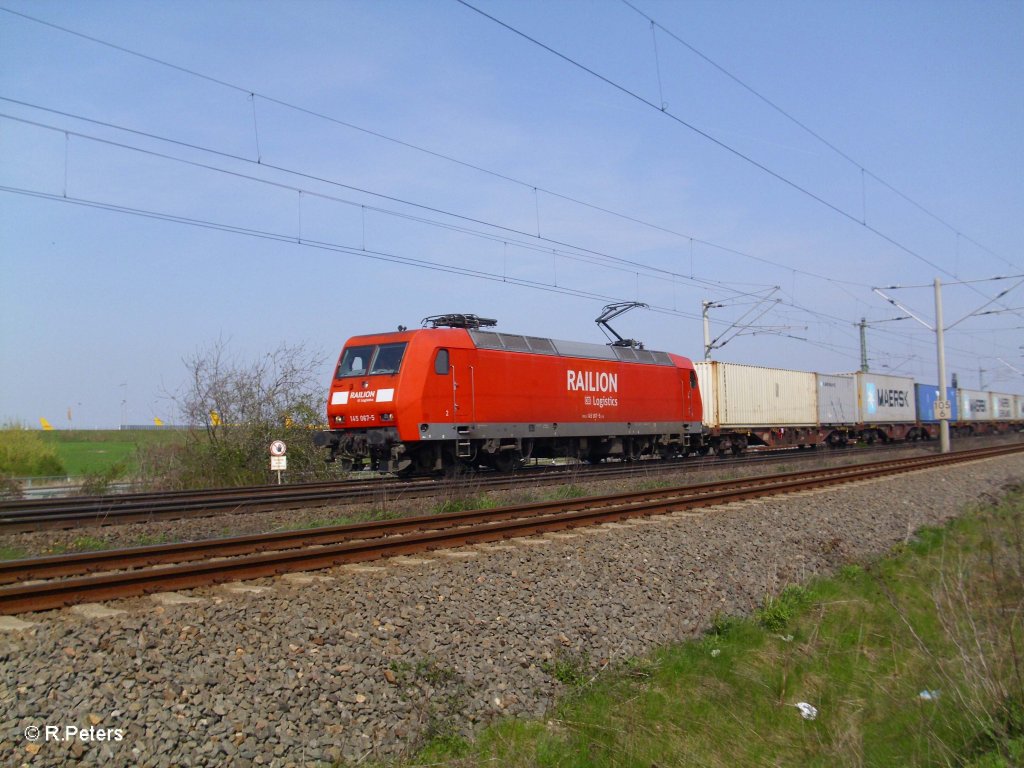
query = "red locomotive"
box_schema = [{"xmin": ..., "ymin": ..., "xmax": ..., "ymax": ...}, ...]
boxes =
[{"xmin": 313, "ymin": 312, "xmax": 703, "ymax": 474}]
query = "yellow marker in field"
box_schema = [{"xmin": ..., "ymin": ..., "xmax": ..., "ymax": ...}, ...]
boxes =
[
  {"xmin": 209, "ymin": 410, "xmax": 222, "ymax": 426},
  {"xmin": 153, "ymin": 416, "xmax": 165, "ymax": 426},
  {"xmin": 39, "ymin": 417, "xmax": 54, "ymax": 430}
]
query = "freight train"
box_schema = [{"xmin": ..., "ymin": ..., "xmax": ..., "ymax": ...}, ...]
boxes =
[
  {"xmin": 313, "ymin": 313, "xmax": 1023, "ymax": 473},
  {"xmin": 696, "ymin": 362, "xmax": 1021, "ymax": 455}
]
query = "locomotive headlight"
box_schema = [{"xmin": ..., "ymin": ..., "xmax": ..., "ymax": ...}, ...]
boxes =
[
  {"xmin": 381, "ymin": 413, "xmax": 394, "ymax": 422},
  {"xmin": 334, "ymin": 415, "xmax": 345, "ymax": 424}
]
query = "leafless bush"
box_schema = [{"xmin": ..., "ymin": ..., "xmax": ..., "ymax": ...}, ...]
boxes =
[{"xmin": 141, "ymin": 339, "xmax": 335, "ymax": 489}]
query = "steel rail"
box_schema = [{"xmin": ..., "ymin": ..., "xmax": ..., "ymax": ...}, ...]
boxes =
[
  {"xmin": 0, "ymin": 451, "xmax": 975, "ymax": 584},
  {"xmin": 0, "ymin": 440, "xmax": 978, "ymax": 532},
  {"xmin": 1, "ymin": 443, "xmax": 1020, "ymax": 615}
]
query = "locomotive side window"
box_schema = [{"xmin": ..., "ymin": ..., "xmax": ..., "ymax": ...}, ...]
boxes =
[
  {"xmin": 690, "ymin": 371, "xmax": 697, "ymax": 389},
  {"xmin": 370, "ymin": 342, "xmax": 407, "ymax": 375},
  {"xmin": 434, "ymin": 349, "xmax": 450, "ymax": 374},
  {"xmin": 337, "ymin": 345, "xmax": 373, "ymax": 378}
]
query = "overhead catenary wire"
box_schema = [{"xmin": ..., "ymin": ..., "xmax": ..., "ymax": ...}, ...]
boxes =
[
  {"xmin": 1, "ymin": 6, "xmax": 1017, "ymax": 381},
  {"xmin": 5, "ymin": 98, "xmax": 966, "ymax": 349},
  {"xmin": 0, "ymin": 7, "xmax": 882, "ymax": 292},
  {"xmin": 0, "ymin": 183, "xmax": 706, "ymax": 319},
  {"xmin": 14, "ymin": 4, "xmax": 1013, "ymax": 380},
  {"xmin": 454, "ymin": 0, "xmax": 1022, "ymax": 315},
  {"xmin": 5, "ymin": 2, "xmax": 1014, "ymax": 279},
  {"xmin": 454, "ymin": 0, "xmax": 949, "ymax": 278},
  {"xmin": 0, "ymin": 109, "xmax": 762, "ymax": 296},
  {"xmin": 9, "ymin": 102, "xmax": 917, "ymax": 360},
  {"xmin": 619, "ymin": 0, "xmax": 1018, "ymax": 275},
  {"xmin": 12, "ymin": 120, "xmax": 1003, "ymax": 378}
]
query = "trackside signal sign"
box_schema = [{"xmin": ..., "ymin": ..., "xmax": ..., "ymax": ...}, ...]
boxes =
[{"xmin": 270, "ymin": 440, "xmax": 287, "ymax": 472}]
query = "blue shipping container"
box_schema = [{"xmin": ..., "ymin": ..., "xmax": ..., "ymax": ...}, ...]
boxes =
[{"xmin": 915, "ymin": 384, "xmax": 958, "ymax": 422}]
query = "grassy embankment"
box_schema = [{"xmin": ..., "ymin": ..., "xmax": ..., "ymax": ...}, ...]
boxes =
[{"xmin": 389, "ymin": 486, "xmax": 1024, "ymax": 768}]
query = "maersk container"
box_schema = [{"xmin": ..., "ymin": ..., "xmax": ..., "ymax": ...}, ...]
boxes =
[
  {"xmin": 855, "ymin": 373, "xmax": 916, "ymax": 423},
  {"xmin": 958, "ymin": 388, "xmax": 991, "ymax": 421},
  {"xmin": 991, "ymin": 392, "xmax": 1015, "ymax": 420},
  {"xmin": 914, "ymin": 384, "xmax": 958, "ymax": 422},
  {"xmin": 695, "ymin": 361, "xmax": 817, "ymax": 428},
  {"xmin": 817, "ymin": 374, "xmax": 857, "ymax": 425}
]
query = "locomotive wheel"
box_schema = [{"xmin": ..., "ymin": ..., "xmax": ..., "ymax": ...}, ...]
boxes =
[
  {"xmin": 491, "ymin": 450, "xmax": 520, "ymax": 473},
  {"xmin": 393, "ymin": 458, "xmax": 416, "ymax": 478},
  {"xmin": 441, "ymin": 448, "xmax": 470, "ymax": 478}
]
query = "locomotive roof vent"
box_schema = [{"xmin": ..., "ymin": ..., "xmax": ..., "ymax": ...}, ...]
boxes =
[{"xmin": 422, "ymin": 313, "xmax": 498, "ymax": 330}]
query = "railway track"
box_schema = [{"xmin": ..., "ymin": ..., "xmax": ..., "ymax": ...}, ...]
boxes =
[
  {"xmin": 1, "ymin": 443, "xmax": 1021, "ymax": 615},
  {"xmin": 0, "ymin": 439, "xmax": 979, "ymax": 532}
]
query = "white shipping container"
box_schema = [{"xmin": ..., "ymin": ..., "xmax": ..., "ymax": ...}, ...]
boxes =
[
  {"xmin": 817, "ymin": 374, "xmax": 857, "ymax": 425},
  {"xmin": 958, "ymin": 388, "xmax": 991, "ymax": 421},
  {"xmin": 856, "ymin": 373, "xmax": 916, "ymax": 423},
  {"xmin": 695, "ymin": 361, "xmax": 817, "ymax": 428},
  {"xmin": 991, "ymin": 393, "xmax": 1014, "ymax": 420},
  {"xmin": 1016, "ymin": 395, "xmax": 1024, "ymax": 420}
]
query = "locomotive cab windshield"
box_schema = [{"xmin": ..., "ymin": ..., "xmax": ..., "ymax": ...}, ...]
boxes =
[{"xmin": 336, "ymin": 342, "xmax": 408, "ymax": 378}]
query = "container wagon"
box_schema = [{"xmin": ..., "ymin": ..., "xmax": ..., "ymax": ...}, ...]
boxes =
[{"xmin": 695, "ymin": 361, "xmax": 820, "ymax": 453}]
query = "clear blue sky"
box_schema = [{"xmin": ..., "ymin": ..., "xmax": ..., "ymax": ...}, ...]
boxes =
[{"xmin": 2, "ymin": 0, "xmax": 1022, "ymax": 428}]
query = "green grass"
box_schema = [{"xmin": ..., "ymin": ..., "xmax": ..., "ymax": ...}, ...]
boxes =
[
  {"xmin": 0, "ymin": 545, "xmax": 29, "ymax": 561},
  {"xmin": 433, "ymin": 495, "xmax": 500, "ymax": 514},
  {"xmin": 38, "ymin": 429, "xmax": 186, "ymax": 476},
  {"xmin": 377, "ymin": 488, "xmax": 1024, "ymax": 768},
  {"xmin": 45, "ymin": 536, "xmax": 111, "ymax": 555}
]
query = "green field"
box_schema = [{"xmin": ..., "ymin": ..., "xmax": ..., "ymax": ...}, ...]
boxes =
[{"xmin": 12, "ymin": 429, "xmax": 186, "ymax": 477}]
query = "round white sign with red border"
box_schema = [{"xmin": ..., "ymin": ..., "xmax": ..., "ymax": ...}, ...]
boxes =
[{"xmin": 269, "ymin": 440, "xmax": 287, "ymax": 456}]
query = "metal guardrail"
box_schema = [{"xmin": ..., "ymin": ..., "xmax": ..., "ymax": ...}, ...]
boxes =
[{"xmin": 4, "ymin": 478, "xmax": 140, "ymax": 500}]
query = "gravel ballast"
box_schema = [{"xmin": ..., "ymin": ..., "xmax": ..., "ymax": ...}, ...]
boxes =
[{"xmin": 2, "ymin": 452, "xmax": 1023, "ymax": 767}]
